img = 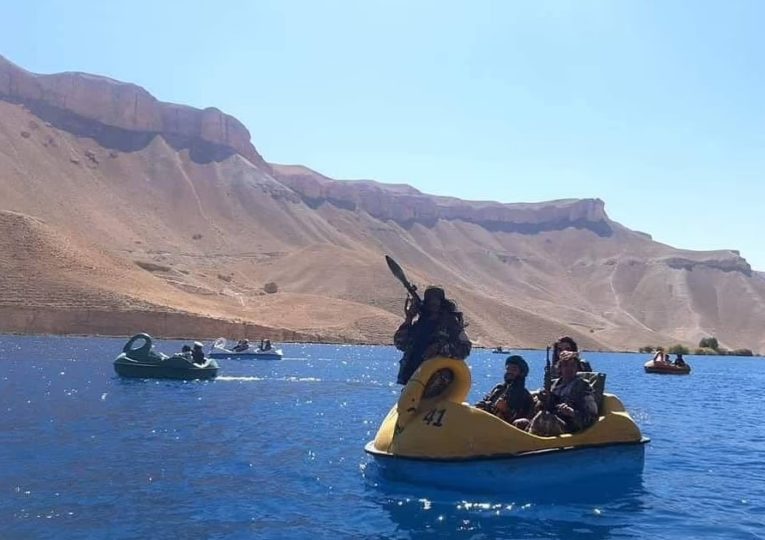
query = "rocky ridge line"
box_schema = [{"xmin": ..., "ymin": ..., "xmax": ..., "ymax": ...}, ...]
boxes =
[
  {"xmin": 271, "ymin": 164, "xmax": 614, "ymax": 236},
  {"xmin": 0, "ymin": 55, "xmax": 267, "ymax": 168}
]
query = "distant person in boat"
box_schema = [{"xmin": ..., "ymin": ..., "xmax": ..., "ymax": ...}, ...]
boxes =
[
  {"xmin": 394, "ymin": 286, "xmax": 472, "ymax": 385},
  {"xmin": 179, "ymin": 344, "xmax": 192, "ymax": 359},
  {"xmin": 674, "ymin": 353, "xmax": 687, "ymax": 367},
  {"xmin": 530, "ymin": 351, "xmax": 598, "ymax": 436},
  {"xmin": 191, "ymin": 342, "xmax": 206, "ymax": 365},
  {"xmin": 652, "ymin": 348, "xmax": 668, "ymax": 364},
  {"xmin": 260, "ymin": 339, "xmax": 272, "ymax": 351},
  {"xmin": 232, "ymin": 339, "xmax": 250, "ymax": 352},
  {"xmin": 475, "ymin": 355, "xmax": 534, "ymax": 425},
  {"xmin": 551, "ymin": 336, "xmax": 592, "ymax": 376}
]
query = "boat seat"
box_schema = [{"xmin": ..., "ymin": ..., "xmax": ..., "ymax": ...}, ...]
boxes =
[{"xmin": 577, "ymin": 372, "xmax": 606, "ymax": 414}]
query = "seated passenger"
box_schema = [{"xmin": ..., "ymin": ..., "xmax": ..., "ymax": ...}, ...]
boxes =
[
  {"xmin": 261, "ymin": 339, "xmax": 272, "ymax": 351},
  {"xmin": 530, "ymin": 351, "xmax": 598, "ymax": 435},
  {"xmin": 653, "ymin": 348, "xmax": 668, "ymax": 364},
  {"xmin": 191, "ymin": 342, "xmax": 206, "ymax": 365},
  {"xmin": 551, "ymin": 336, "xmax": 592, "ymax": 376},
  {"xmin": 179, "ymin": 344, "xmax": 192, "ymax": 359},
  {"xmin": 674, "ymin": 353, "xmax": 687, "ymax": 367},
  {"xmin": 475, "ymin": 355, "xmax": 534, "ymax": 425},
  {"xmin": 232, "ymin": 339, "xmax": 249, "ymax": 352}
]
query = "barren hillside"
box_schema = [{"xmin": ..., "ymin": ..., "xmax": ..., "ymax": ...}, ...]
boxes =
[{"xmin": 2, "ymin": 55, "xmax": 763, "ymax": 352}]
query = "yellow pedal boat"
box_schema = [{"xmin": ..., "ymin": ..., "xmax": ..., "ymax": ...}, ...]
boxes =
[{"xmin": 366, "ymin": 356, "xmax": 648, "ymax": 461}]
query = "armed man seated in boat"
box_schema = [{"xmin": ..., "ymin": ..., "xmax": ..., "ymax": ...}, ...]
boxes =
[
  {"xmin": 232, "ymin": 339, "xmax": 250, "ymax": 352},
  {"xmin": 530, "ymin": 351, "xmax": 598, "ymax": 435},
  {"xmin": 475, "ymin": 355, "xmax": 534, "ymax": 425},
  {"xmin": 551, "ymin": 336, "xmax": 592, "ymax": 377},
  {"xmin": 191, "ymin": 342, "xmax": 206, "ymax": 365},
  {"xmin": 394, "ymin": 286, "xmax": 472, "ymax": 385}
]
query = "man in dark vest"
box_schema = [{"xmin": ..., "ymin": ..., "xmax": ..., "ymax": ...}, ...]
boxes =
[
  {"xmin": 476, "ymin": 355, "xmax": 534, "ymax": 425},
  {"xmin": 393, "ymin": 286, "xmax": 471, "ymax": 385},
  {"xmin": 191, "ymin": 342, "xmax": 206, "ymax": 365},
  {"xmin": 531, "ymin": 351, "xmax": 598, "ymax": 435}
]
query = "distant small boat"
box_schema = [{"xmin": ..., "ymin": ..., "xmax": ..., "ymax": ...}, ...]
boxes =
[
  {"xmin": 644, "ymin": 359, "xmax": 691, "ymax": 375},
  {"xmin": 492, "ymin": 347, "xmax": 509, "ymax": 354},
  {"xmin": 114, "ymin": 333, "xmax": 219, "ymax": 380},
  {"xmin": 209, "ymin": 337, "xmax": 284, "ymax": 360}
]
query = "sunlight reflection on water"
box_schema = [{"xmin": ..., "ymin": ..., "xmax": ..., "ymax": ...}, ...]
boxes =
[{"xmin": 0, "ymin": 336, "xmax": 763, "ymax": 539}]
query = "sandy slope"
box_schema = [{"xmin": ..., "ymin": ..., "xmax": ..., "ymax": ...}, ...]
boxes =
[{"xmin": 1, "ymin": 81, "xmax": 764, "ymax": 352}]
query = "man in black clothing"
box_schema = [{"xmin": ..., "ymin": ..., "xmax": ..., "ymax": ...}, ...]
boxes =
[
  {"xmin": 393, "ymin": 286, "xmax": 471, "ymax": 385},
  {"xmin": 191, "ymin": 342, "xmax": 206, "ymax": 365},
  {"xmin": 232, "ymin": 339, "xmax": 250, "ymax": 352},
  {"xmin": 178, "ymin": 344, "xmax": 193, "ymax": 361}
]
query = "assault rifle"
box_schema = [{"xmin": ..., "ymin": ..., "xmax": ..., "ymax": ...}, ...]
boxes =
[{"xmin": 543, "ymin": 345, "xmax": 553, "ymax": 412}]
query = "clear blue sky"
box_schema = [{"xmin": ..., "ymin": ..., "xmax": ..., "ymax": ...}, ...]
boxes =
[{"xmin": 3, "ymin": 1, "xmax": 763, "ymax": 269}]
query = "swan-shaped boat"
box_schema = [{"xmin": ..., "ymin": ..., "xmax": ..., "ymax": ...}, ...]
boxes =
[
  {"xmin": 208, "ymin": 337, "xmax": 284, "ymax": 360},
  {"xmin": 644, "ymin": 359, "xmax": 691, "ymax": 375},
  {"xmin": 365, "ymin": 357, "xmax": 647, "ymax": 461},
  {"xmin": 114, "ymin": 333, "xmax": 219, "ymax": 380}
]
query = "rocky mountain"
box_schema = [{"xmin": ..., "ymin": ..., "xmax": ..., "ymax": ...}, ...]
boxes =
[{"xmin": 2, "ymin": 55, "xmax": 763, "ymax": 352}]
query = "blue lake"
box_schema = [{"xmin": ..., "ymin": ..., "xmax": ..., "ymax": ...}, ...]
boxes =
[{"xmin": 1, "ymin": 335, "xmax": 763, "ymax": 539}]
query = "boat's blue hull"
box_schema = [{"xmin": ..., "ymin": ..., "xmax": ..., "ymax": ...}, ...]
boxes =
[{"xmin": 364, "ymin": 440, "xmax": 647, "ymax": 494}]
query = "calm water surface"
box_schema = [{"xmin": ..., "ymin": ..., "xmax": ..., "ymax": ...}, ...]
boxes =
[{"xmin": 1, "ymin": 336, "xmax": 763, "ymax": 539}]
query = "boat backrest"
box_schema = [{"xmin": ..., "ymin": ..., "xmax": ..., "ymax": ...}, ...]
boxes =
[
  {"xmin": 165, "ymin": 354, "xmax": 193, "ymax": 368},
  {"xmin": 577, "ymin": 372, "xmax": 606, "ymax": 414}
]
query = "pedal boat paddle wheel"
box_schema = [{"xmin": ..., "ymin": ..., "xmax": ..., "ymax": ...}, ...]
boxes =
[{"xmin": 365, "ymin": 357, "xmax": 648, "ymax": 461}]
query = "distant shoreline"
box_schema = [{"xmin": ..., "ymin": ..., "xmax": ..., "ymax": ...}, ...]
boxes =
[
  {"xmin": 0, "ymin": 331, "xmax": 761, "ymax": 357},
  {"xmin": 0, "ymin": 330, "xmax": 371, "ymax": 346}
]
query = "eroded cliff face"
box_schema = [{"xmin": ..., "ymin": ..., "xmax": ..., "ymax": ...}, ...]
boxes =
[
  {"xmin": 1, "ymin": 57, "xmax": 763, "ymax": 351},
  {"xmin": 0, "ymin": 55, "xmax": 267, "ymax": 168},
  {"xmin": 663, "ymin": 256, "xmax": 752, "ymax": 276},
  {"xmin": 271, "ymin": 164, "xmax": 613, "ymax": 236}
]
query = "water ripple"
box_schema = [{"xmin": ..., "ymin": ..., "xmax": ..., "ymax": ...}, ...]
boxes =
[{"xmin": 0, "ymin": 337, "xmax": 764, "ymax": 538}]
